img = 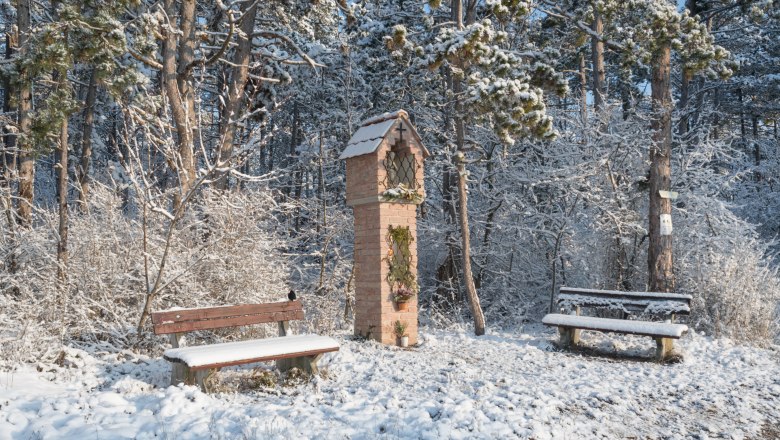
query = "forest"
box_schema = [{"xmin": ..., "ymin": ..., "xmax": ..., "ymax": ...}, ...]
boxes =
[
  {"xmin": 1, "ymin": 0, "xmax": 780, "ymax": 438},
  {"xmin": 0, "ymin": 0, "xmax": 778, "ymax": 370}
]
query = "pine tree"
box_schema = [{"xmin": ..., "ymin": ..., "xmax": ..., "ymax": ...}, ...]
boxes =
[
  {"xmin": 8, "ymin": 0, "xmax": 140, "ymax": 275},
  {"xmin": 392, "ymin": 0, "xmax": 567, "ymax": 334}
]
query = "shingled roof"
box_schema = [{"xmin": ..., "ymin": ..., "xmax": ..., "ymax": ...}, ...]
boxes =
[{"xmin": 339, "ymin": 110, "xmax": 429, "ymax": 160}]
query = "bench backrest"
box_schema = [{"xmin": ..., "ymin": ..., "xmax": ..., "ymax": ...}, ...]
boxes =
[
  {"xmin": 151, "ymin": 300, "xmax": 304, "ymax": 335},
  {"xmin": 557, "ymin": 286, "xmax": 692, "ymax": 316}
]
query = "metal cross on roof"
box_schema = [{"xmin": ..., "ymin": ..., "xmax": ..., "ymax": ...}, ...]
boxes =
[{"xmin": 396, "ymin": 122, "xmax": 407, "ymax": 141}]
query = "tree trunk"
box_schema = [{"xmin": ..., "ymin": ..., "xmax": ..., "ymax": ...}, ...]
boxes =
[
  {"xmin": 452, "ymin": 0, "xmax": 485, "ymax": 336},
  {"xmin": 436, "ymin": 67, "xmax": 461, "ymax": 304},
  {"xmin": 57, "ymin": 118, "xmax": 69, "ymax": 282},
  {"xmin": 752, "ymin": 115, "xmax": 760, "ymax": 171},
  {"xmin": 620, "ymin": 69, "xmax": 633, "ymax": 120},
  {"xmin": 162, "ymin": 0, "xmax": 197, "ymax": 209},
  {"xmin": 317, "ymin": 123, "xmax": 326, "ymax": 235},
  {"xmin": 591, "ymin": 10, "xmax": 605, "ymax": 112},
  {"xmin": 268, "ymin": 138, "xmax": 275, "ymax": 171},
  {"xmin": 679, "ymin": 0, "xmax": 701, "ymax": 136},
  {"xmin": 77, "ymin": 69, "xmax": 98, "ymax": 211},
  {"xmin": 475, "ymin": 154, "xmax": 499, "ymax": 289},
  {"xmin": 177, "ymin": 0, "xmax": 198, "ymax": 159},
  {"xmin": 215, "ymin": 1, "xmax": 258, "ymax": 189},
  {"xmin": 288, "ymin": 101, "xmax": 300, "ymax": 195},
  {"xmin": 16, "ymin": 0, "xmax": 33, "ymax": 226},
  {"xmin": 2, "ymin": 32, "xmax": 17, "ymax": 188},
  {"xmin": 455, "ymin": 153, "xmax": 485, "ymax": 335},
  {"xmin": 579, "ymin": 52, "xmax": 587, "ymax": 124},
  {"xmin": 678, "ymin": 68, "xmax": 691, "ymax": 135},
  {"xmin": 648, "ymin": 44, "xmax": 674, "ymax": 292},
  {"xmin": 738, "ymin": 87, "xmax": 746, "ymax": 151},
  {"xmin": 712, "ymin": 86, "xmax": 720, "ymax": 139},
  {"xmin": 289, "ymin": 101, "xmax": 303, "ymax": 234}
]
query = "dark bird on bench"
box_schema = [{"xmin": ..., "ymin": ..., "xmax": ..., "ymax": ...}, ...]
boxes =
[{"xmin": 288, "ymin": 289, "xmax": 297, "ymax": 301}]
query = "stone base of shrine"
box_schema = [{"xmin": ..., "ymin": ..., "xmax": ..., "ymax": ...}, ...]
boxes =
[{"xmin": 354, "ymin": 299, "xmax": 419, "ymax": 346}]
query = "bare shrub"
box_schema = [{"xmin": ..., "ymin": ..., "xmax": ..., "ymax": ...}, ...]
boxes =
[
  {"xmin": 0, "ymin": 184, "xmax": 350, "ymax": 365},
  {"xmin": 676, "ymin": 194, "xmax": 780, "ymax": 343}
]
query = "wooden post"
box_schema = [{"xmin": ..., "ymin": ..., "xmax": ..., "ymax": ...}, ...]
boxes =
[
  {"xmin": 276, "ymin": 320, "xmax": 293, "ymax": 371},
  {"xmin": 192, "ymin": 369, "xmax": 216, "ymax": 392},
  {"xmin": 277, "ymin": 318, "xmax": 321, "ymax": 377},
  {"xmin": 169, "ymin": 333, "xmax": 182, "ymax": 348},
  {"xmin": 278, "ymin": 353, "xmax": 324, "ymax": 376},
  {"xmin": 276, "ymin": 320, "xmax": 322, "ymax": 376},
  {"xmin": 558, "ymin": 327, "xmax": 580, "ymax": 348},
  {"xmin": 170, "ymin": 365, "xmax": 188, "ymax": 386},
  {"xmin": 304, "ymin": 354, "xmax": 323, "ymax": 375},
  {"xmin": 655, "ymin": 337, "xmax": 674, "ymax": 361},
  {"xmin": 169, "ymin": 333, "xmax": 187, "ymax": 386}
]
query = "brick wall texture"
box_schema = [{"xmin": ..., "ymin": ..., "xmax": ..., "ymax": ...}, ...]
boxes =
[{"xmin": 346, "ymin": 122, "xmax": 425, "ymax": 346}]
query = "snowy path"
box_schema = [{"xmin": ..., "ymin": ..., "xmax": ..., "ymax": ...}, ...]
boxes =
[{"xmin": 1, "ymin": 327, "xmax": 778, "ymax": 439}]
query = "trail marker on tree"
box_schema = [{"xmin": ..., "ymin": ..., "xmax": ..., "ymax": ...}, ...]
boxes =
[{"xmin": 340, "ymin": 110, "xmax": 429, "ymax": 346}]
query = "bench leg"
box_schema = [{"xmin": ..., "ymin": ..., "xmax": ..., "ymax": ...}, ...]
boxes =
[
  {"xmin": 277, "ymin": 354, "xmax": 324, "ymax": 376},
  {"xmin": 276, "ymin": 357, "xmax": 292, "ymax": 372},
  {"xmin": 304, "ymin": 354, "xmax": 324, "ymax": 375},
  {"xmin": 170, "ymin": 362, "xmax": 187, "ymax": 386},
  {"xmin": 192, "ymin": 369, "xmax": 217, "ymax": 392},
  {"xmin": 655, "ymin": 337, "xmax": 674, "ymax": 361},
  {"xmin": 559, "ymin": 327, "xmax": 580, "ymax": 348},
  {"xmin": 171, "ymin": 364, "xmax": 217, "ymax": 392}
]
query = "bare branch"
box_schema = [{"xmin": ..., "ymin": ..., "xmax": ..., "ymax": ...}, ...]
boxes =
[
  {"xmin": 128, "ymin": 49, "xmax": 163, "ymax": 70},
  {"xmin": 537, "ymin": 3, "xmax": 625, "ymax": 52},
  {"xmin": 253, "ymin": 31, "xmax": 325, "ymax": 68}
]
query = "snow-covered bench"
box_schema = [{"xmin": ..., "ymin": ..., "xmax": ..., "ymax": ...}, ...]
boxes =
[
  {"xmin": 543, "ymin": 287, "xmax": 692, "ymax": 361},
  {"xmin": 151, "ymin": 300, "xmax": 339, "ymax": 391}
]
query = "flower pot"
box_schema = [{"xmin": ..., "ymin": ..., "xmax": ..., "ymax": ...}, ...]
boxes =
[
  {"xmin": 397, "ymin": 301, "xmax": 409, "ymax": 312},
  {"xmin": 400, "ymin": 336, "xmax": 409, "ymax": 348}
]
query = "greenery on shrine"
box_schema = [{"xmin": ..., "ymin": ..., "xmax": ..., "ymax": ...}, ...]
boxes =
[{"xmin": 385, "ymin": 225, "xmax": 417, "ymax": 302}]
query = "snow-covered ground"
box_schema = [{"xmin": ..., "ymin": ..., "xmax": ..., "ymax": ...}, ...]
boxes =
[{"xmin": 1, "ymin": 326, "xmax": 779, "ymax": 439}]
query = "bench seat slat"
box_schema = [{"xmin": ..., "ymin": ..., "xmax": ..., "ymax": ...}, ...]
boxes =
[
  {"xmin": 163, "ymin": 334, "xmax": 340, "ymax": 370},
  {"xmin": 542, "ymin": 314, "xmax": 688, "ymax": 339}
]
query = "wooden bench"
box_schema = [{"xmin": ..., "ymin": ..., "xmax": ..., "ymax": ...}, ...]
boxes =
[
  {"xmin": 543, "ymin": 286, "xmax": 692, "ymax": 361},
  {"xmin": 151, "ymin": 300, "xmax": 339, "ymax": 391}
]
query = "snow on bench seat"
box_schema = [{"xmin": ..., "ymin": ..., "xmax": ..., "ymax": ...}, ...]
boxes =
[
  {"xmin": 542, "ymin": 314, "xmax": 689, "ymax": 338},
  {"xmin": 164, "ymin": 334, "xmax": 340, "ymax": 370}
]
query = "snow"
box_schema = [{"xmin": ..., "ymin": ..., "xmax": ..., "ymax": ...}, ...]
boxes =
[
  {"xmin": 359, "ymin": 110, "xmax": 408, "ymax": 126},
  {"xmin": 164, "ymin": 334, "xmax": 340, "ymax": 367},
  {"xmin": 558, "ymin": 287, "xmax": 692, "ymax": 315},
  {"xmin": 644, "ymin": 300, "xmax": 691, "ymax": 315},
  {"xmin": 1, "ymin": 328, "xmax": 778, "ymax": 439},
  {"xmin": 156, "ymin": 304, "xmax": 235, "ymax": 314},
  {"xmin": 339, "ymin": 109, "xmax": 430, "ymax": 159},
  {"xmin": 338, "ymin": 118, "xmax": 396, "ymax": 160},
  {"xmin": 542, "ymin": 314, "xmax": 689, "ymax": 338},
  {"xmin": 558, "ymin": 294, "xmax": 691, "ymax": 315},
  {"xmin": 560, "ymin": 287, "xmax": 693, "ymax": 300}
]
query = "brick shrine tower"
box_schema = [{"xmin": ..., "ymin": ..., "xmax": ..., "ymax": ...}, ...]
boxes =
[{"xmin": 340, "ymin": 110, "xmax": 429, "ymax": 346}]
